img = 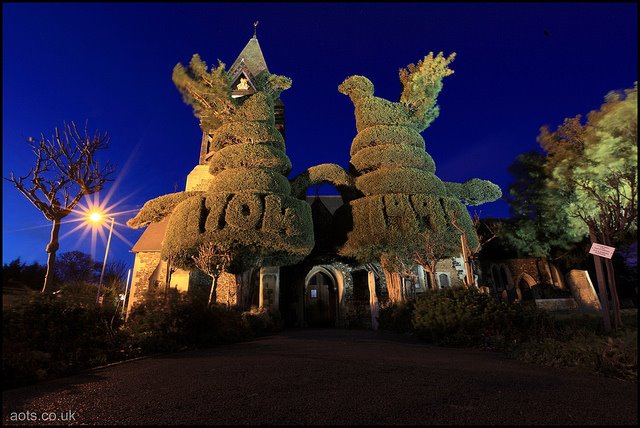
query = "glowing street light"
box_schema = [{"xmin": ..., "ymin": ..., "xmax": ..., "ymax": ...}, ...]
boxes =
[{"xmin": 90, "ymin": 211, "xmax": 115, "ymax": 304}]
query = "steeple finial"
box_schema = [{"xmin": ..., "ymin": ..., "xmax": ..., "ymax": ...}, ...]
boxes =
[{"xmin": 253, "ymin": 21, "xmax": 259, "ymax": 38}]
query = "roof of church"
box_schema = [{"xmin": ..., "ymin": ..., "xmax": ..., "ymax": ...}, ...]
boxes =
[
  {"xmin": 306, "ymin": 195, "xmax": 344, "ymax": 215},
  {"xmin": 228, "ymin": 36, "xmax": 269, "ymax": 81},
  {"xmin": 131, "ymin": 216, "xmax": 169, "ymax": 253}
]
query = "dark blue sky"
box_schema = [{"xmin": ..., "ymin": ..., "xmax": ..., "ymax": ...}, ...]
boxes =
[{"xmin": 3, "ymin": 2, "xmax": 638, "ymax": 270}]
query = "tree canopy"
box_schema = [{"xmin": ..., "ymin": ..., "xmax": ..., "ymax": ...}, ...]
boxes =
[
  {"xmin": 536, "ymin": 82, "xmax": 637, "ymax": 331},
  {"xmin": 538, "ymin": 82, "xmax": 637, "ymax": 248}
]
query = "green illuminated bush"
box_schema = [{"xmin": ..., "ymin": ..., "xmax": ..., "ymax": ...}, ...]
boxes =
[
  {"xmin": 127, "ymin": 191, "xmax": 202, "ymax": 228},
  {"xmin": 289, "ymin": 163, "xmax": 356, "ymax": 200},
  {"xmin": 350, "ymin": 144, "xmax": 436, "ymax": 174},
  {"xmin": 355, "ymin": 167, "xmax": 447, "ymax": 196},
  {"xmin": 350, "ymin": 125, "xmax": 425, "ymax": 156},
  {"xmin": 130, "ymin": 53, "xmax": 314, "ymax": 301},
  {"xmin": 337, "ymin": 53, "xmax": 500, "ymax": 297},
  {"xmin": 209, "ymin": 143, "xmax": 291, "ymax": 175},
  {"xmin": 411, "ymin": 287, "xmax": 555, "ymax": 347},
  {"xmin": 209, "ymin": 121, "xmax": 285, "ymax": 152},
  {"xmin": 444, "ymin": 178, "xmax": 503, "ymax": 206},
  {"xmin": 208, "ymin": 168, "xmax": 292, "ymax": 194}
]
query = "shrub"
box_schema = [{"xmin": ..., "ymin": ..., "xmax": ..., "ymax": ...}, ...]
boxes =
[
  {"xmin": 411, "ymin": 287, "xmax": 555, "ymax": 348},
  {"xmin": 242, "ymin": 306, "xmax": 284, "ymax": 337},
  {"xmin": 377, "ymin": 301, "xmax": 415, "ymax": 333},
  {"xmin": 512, "ymin": 329, "xmax": 637, "ymax": 382},
  {"xmin": 123, "ymin": 290, "xmax": 251, "ymax": 354},
  {"xmin": 209, "ymin": 143, "xmax": 291, "ymax": 175},
  {"xmin": 3, "ymin": 294, "xmax": 125, "ymax": 389},
  {"xmin": 355, "ymin": 167, "xmax": 447, "ymax": 196}
]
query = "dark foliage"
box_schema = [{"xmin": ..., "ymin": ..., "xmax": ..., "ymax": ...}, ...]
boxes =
[
  {"xmin": 2, "ymin": 258, "xmax": 46, "ymax": 290},
  {"xmin": 3, "ymin": 294, "xmax": 125, "ymax": 389}
]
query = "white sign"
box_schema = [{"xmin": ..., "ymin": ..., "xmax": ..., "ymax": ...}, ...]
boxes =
[{"xmin": 589, "ymin": 243, "xmax": 615, "ymax": 259}]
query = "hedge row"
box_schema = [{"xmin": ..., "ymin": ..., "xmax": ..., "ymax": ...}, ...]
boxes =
[
  {"xmin": 349, "ymin": 125, "xmax": 425, "ymax": 156},
  {"xmin": 162, "ymin": 193, "xmax": 314, "ymax": 271},
  {"xmin": 208, "ymin": 167, "xmax": 292, "ymax": 195},
  {"xmin": 350, "ymin": 144, "xmax": 436, "ymax": 174},
  {"xmin": 444, "ymin": 178, "xmax": 504, "ymax": 206},
  {"xmin": 127, "ymin": 191, "xmax": 203, "ymax": 228},
  {"xmin": 209, "ymin": 143, "xmax": 291, "ymax": 175},
  {"xmin": 209, "ymin": 121, "xmax": 285, "ymax": 152},
  {"xmin": 355, "ymin": 167, "xmax": 447, "ymax": 196}
]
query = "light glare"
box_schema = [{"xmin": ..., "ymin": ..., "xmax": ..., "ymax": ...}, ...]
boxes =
[{"xmin": 89, "ymin": 212, "xmax": 102, "ymax": 223}]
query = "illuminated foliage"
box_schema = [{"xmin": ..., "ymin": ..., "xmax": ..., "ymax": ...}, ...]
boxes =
[
  {"xmin": 290, "ymin": 163, "xmax": 356, "ymax": 201},
  {"xmin": 337, "ymin": 53, "xmax": 501, "ymax": 301},
  {"xmin": 537, "ymin": 82, "xmax": 637, "ymax": 330},
  {"xmin": 131, "ymin": 55, "xmax": 313, "ymax": 281}
]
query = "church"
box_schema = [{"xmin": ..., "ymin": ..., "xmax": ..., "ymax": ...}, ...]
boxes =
[{"xmin": 126, "ymin": 31, "xmax": 481, "ymax": 329}]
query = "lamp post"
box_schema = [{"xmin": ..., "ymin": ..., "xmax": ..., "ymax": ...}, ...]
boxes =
[{"xmin": 91, "ymin": 213, "xmax": 115, "ymax": 304}]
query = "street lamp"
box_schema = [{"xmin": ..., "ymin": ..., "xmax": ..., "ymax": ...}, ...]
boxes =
[{"xmin": 90, "ymin": 212, "xmax": 115, "ymax": 304}]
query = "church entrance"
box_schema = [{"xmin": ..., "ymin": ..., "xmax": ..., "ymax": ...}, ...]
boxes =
[{"xmin": 304, "ymin": 270, "xmax": 337, "ymax": 327}]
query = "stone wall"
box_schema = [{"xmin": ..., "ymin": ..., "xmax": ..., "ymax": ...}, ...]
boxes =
[
  {"xmin": 185, "ymin": 165, "xmax": 215, "ymax": 191},
  {"xmin": 126, "ymin": 251, "xmax": 163, "ymax": 317},
  {"xmin": 479, "ymin": 258, "xmax": 566, "ymax": 292}
]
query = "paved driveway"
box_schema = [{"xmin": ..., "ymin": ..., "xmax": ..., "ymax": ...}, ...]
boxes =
[{"xmin": 2, "ymin": 329, "xmax": 637, "ymax": 425}]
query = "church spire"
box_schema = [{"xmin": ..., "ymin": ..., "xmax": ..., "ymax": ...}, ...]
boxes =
[{"xmin": 228, "ymin": 24, "xmax": 269, "ymax": 81}]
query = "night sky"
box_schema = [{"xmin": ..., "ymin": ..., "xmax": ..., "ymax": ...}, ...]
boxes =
[{"xmin": 3, "ymin": 3, "xmax": 637, "ymax": 271}]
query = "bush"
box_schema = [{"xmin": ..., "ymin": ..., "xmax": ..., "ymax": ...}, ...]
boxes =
[
  {"xmin": 3, "ymin": 294, "xmax": 125, "ymax": 389},
  {"xmin": 512, "ymin": 329, "xmax": 637, "ymax": 382},
  {"xmin": 378, "ymin": 301, "xmax": 415, "ymax": 333},
  {"xmin": 411, "ymin": 287, "xmax": 555, "ymax": 348},
  {"xmin": 242, "ymin": 306, "xmax": 284, "ymax": 337},
  {"xmin": 123, "ymin": 289, "xmax": 251, "ymax": 354}
]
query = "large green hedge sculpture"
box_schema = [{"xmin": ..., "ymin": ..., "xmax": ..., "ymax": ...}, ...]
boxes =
[
  {"xmin": 128, "ymin": 55, "xmax": 314, "ymax": 281},
  {"xmin": 336, "ymin": 53, "xmax": 501, "ymax": 302}
]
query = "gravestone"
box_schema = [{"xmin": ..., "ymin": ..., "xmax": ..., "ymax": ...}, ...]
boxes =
[{"xmin": 565, "ymin": 270, "xmax": 601, "ymax": 311}]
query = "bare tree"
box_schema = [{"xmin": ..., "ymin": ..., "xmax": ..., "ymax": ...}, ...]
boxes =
[
  {"xmin": 5, "ymin": 121, "xmax": 114, "ymax": 293},
  {"xmin": 192, "ymin": 242, "xmax": 232, "ymax": 307},
  {"xmin": 450, "ymin": 211, "xmax": 498, "ymax": 289},
  {"xmin": 413, "ymin": 229, "xmax": 455, "ymax": 290}
]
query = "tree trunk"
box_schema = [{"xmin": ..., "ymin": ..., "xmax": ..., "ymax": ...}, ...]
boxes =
[
  {"xmin": 424, "ymin": 265, "xmax": 437, "ymax": 290},
  {"xmin": 460, "ymin": 234, "xmax": 475, "ymax": 288},
  {"xmin": 208, "ymin": 276, "xmax": 218, "ymax": 307},
  {"xmin": 604, "ymin": 257, "xmax": 623, "ymax": 328},
  {"xmin": 164, "ymin": 260, "xmax": 171, "ymax": 301},
  {"xmin": 42, "ymin": 219, "xmax": 61, "ymax": 293},
  {"xmin": 383, "ymin": 269, "xmax": 404, "ymax": 303},
  {"xmin": 601, "ymin": 231, "xmax": 623, "ymax": 329},
  {"xmin": 589, "ymin": 227, "xmax": 611, "ymax": 332}
]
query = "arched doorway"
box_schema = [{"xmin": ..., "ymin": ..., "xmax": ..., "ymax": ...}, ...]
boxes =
[{"xmin": 304, "ymin": 270, "xmax": 338, "ymax": 327}]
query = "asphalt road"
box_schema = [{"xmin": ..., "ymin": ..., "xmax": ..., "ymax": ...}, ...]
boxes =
[{"xmin": 2, "ymin": 329, "xmax": 637, "ymax": 425}]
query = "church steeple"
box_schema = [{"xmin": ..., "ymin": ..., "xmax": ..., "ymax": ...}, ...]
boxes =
[
  {"xmin": 228, "ymin": 26, "xmax": 270, "ymax": 88},
  {"xmin": 199, "ymin": 25, "xmax": 285, "ymax": 165}
]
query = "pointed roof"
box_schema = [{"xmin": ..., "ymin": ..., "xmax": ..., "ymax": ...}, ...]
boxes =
[
  {"xmin": 228, "ymin": 36, "xmax": 270, "ymax": 81},
  {"xmin": 131, "ymin": 216, "xmax": 169, "ymax": 253}
]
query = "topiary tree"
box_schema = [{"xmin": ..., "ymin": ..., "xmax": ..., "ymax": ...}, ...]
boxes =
[
  {"xmin": 127, "ymin": 54, "xmax": 314, "ymax": 306},
  {"xmin": 336, "ymin": 53, "xmax": 501, "ymax": 301}
]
